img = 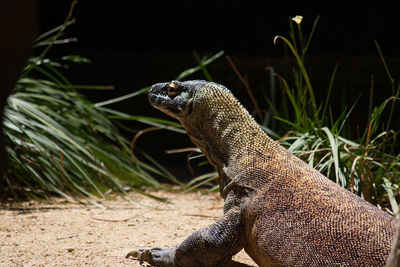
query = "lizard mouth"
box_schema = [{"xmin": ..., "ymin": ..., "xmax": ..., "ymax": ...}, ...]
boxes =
[
  {"xmin": 148, "ymin": 90, "xmax": 169, "ymax": 106},
  {"xmin": 148, "ymin": 82, "xmax": 171, "ymax": 108}
]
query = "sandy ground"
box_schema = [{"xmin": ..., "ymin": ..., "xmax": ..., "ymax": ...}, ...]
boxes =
[{"xmin": 0, "ymin": 190, "xmax": 256, "ymax": 267}]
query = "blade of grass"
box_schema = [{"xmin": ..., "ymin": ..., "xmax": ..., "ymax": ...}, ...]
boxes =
[
  {"xmin": 321, "ymin": 127, "xmax": 345, "ymax": 186},
  {"xmin": 183, "ymin": 172, "xmax": 218, "ymax": 193},
  {"xmin": 94, "ymin": 86, "xmax": 150, "ymax": 107},
  {"xmin": 274, "ymin": 35, "xmax": 319, "ymax": 128},
  {"xmin": 383, "ymin": 178, "xmax": 399, "ymax": 214},
  {"xmin": 175, "ymin": 51, "xmax": 224, "ymax": 80},
  {"xmin": 193, "ymin": 50, "xmax": 213, "ymax": 81},
  {"xmin": 321, "ymin": 63, "xmax": 339, "ymax": 123}
]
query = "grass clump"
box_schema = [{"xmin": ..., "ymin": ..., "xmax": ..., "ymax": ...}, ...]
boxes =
[
  {"xmin": 3, "ymin": 77, "xmax": 163, "ymax": 202},
  {"xmin": 1, "ymin": 5, "xmax": 167, "ymax": 202},
  {"xmin": 271, "ymin": 16, "xmax": 400, "ymax": 213}
]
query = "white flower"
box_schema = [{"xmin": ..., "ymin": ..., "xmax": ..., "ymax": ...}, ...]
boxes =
[{"xmin": 292, "ymin": 15, "xmax": 303, "ymax": 25}]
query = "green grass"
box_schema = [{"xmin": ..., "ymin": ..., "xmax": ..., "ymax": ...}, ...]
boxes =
[
  {"xmin": 270, "ymin": 16, "xmax": 400, "ymax": 213},
  {"xmin": 3, "ymin": 77, "xmax": 166, "ymax": 202},
  {"xmin": 2, "ymin": 14, "xmax": 172, "ymax": 202}
]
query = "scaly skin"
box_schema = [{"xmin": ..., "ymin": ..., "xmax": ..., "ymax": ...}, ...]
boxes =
[{"xmin": 127, "ymin": 80, "xmax": 395, "ymax": 267}]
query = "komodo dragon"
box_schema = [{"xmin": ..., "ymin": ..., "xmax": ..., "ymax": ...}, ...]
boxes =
[{"xmin": 127, "ymin": 80, "xmax": 396, "ymax": 266}]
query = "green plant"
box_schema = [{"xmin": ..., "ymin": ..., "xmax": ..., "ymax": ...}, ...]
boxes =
[
  {"xmin": 3, "ymin": 77, "xmax": 166, "ymax": 202},
  {"xmin": 272, "ymin": 16, "xmax": 400, "ymax": 213},
  {"xmin": 2, "ymin": 3, "xmax": 169, "ymax": 202}
]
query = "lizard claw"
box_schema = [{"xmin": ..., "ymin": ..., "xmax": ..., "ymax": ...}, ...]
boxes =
[
  {"xmin": 126, "ymin": 247, "xmax": 175, "ymax": 266},
  {"xmin": 125, "ymin": 250, "xmax": 139, "ymax": 259},
  {"xmin": 126, "ymin": 249, "xmax": 151, "ymax": 264},
  {"xmin": 126, "ymin": 249, "xmax": 142, "ymax": 262}
]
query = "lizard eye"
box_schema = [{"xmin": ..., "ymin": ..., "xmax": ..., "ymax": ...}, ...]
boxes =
[{"xmin": 166, "ymin": 81, "xmax": 181, "ymax": 99}]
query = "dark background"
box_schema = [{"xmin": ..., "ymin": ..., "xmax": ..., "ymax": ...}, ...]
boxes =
[
  {"xmin": 39, "ymin": 2, "xmax": 398, "ymax": 53},
  {"xmin": 37, "ymin": 1, "xmax": 400, "ymax": 111},
  {"xmin": 4, "ymin": 1, "xmax": 400, "ymax": 179}
]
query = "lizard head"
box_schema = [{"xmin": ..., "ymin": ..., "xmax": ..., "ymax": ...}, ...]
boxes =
[
  {"xmin": 149, "ymin": 80, "xmax": 264, "ymax": 195},
  {"xmin": 148, "ymin": 80, "xmax": 206, "ymax": 119}
]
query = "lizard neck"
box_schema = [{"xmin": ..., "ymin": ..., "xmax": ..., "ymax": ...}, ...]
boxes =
[{"xmin": 179, "ymin": 88, "xmax": 273, "ymax": 192}]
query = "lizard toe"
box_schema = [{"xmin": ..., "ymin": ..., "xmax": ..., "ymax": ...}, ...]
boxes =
[
  {"xmin": 125, "ymin": 249, "xmax": 150, "ymax": 264},
  {"xmin": 126, "ymin": 248, "xmax": 176, "ymax": 266}
]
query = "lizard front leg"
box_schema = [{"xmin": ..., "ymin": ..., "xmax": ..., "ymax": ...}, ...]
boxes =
[{"xmin": 126, "ymin": 206, "xmax": 244, "ymax": 267}]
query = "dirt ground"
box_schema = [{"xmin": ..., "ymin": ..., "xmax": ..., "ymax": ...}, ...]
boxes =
[{"xmin": 0, "ymin": 190, "xmax": 257, "ymax": 267}]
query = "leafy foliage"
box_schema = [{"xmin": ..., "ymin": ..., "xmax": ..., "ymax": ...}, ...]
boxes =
[
  {"xmin": 1, "ymin": 6, "xmax": 168, "ymax": 202},
  {"xmin": 3, "ymin": 77, "xmax": 165, "ymax": 202}
]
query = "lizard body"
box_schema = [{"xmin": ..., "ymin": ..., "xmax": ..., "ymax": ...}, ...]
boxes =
[{"xmin": 127, "ymin": 80, "xmax": 395, "ymax": 266}]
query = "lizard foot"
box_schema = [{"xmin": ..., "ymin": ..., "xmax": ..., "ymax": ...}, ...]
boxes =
[{"xmin": 126, "ymin": 247, "xmax": 176, "ymax": 267}]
